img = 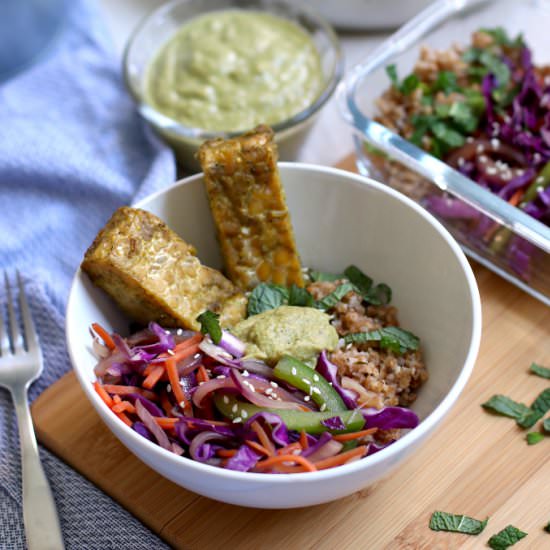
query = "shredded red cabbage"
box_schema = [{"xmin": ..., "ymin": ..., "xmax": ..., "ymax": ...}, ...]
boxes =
[{"xmin": 316, "ymin": 351, "xmax": 359, "ymax": 410}]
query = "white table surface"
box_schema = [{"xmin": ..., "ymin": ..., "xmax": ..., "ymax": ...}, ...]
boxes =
[{"xmin": 98, "ymin": 0, "xmax": 390, "ymax": 167}]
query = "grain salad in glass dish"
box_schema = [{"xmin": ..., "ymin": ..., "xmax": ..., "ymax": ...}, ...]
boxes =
[{"xmin": 81, "ymin": 127, "xmax": 427, "ymax": 474}]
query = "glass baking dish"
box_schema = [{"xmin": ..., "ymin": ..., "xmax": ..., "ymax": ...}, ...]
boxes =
[{"xmin": 340, "ymin": 0, "xmax": 550, "ymax": 306}]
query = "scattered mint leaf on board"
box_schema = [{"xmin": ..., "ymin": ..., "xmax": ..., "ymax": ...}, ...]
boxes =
[
  {"xmin": 481, "ymin": 395, "xmax": 531, "ymax": 420},
  {"xmin": 530, "ymin": 363, "xmax": 550, "ymax": 379},
  {"xmin": 526, "ymin": 432, "xmax": 544, "ymax": 445},
  {"xmin": 487, "ymin": 525, "xmax": 527, "ymax": 549},
  {"xmin": 344, "ymin": 327, "xmax": 420, "ymax": 354},
  {"xmin": 315, "ymin": 283, "xmax": 356, "ymax": 311},
  {"xmin": 287, "ymin": 284, "xmax": 314, "ymax": 307},
  {"xmin": 247, "ymin": 283, "xmax": 289, "ymax": 316},
  {"xmin": 308, "ymin": 269, "xmax": 342, "ymax": 282},
  {"xmin": 196, "ymin": 310, "xmax": 222, "ymax": 344},
  {"xmin": 429, "ymin": 511, "xmax": 488, "ymax": 534},
  {"xmin": 517, "ymin": 388, "xmax": 550, "ymax": 429}
]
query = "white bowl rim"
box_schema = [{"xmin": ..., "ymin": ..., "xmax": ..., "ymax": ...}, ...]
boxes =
[{"xmin": 67, "ymin": 162, "xmax": 482, "ymax": 484}]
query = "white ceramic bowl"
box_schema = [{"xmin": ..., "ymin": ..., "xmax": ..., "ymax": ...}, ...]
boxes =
[{"xmin": 66, "ymin": 163, "xmax": 481, "ymax": 509}]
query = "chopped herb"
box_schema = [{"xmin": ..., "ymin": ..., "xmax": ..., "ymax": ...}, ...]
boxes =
[
  {"xmin": 288, "ymin": 284, "xmax": 315, "ymax": 307},
  {"xmin": 543, "ymin": 418, "xmax": 550, "ymax": 432},
  {"xmin": 432, "ymin": 70, "xmax": 460, "ymax": 94},
  {"xmin": 526, "ymin": 432, "xmax": 544, "ymax": 445},
  {"xmin": 530, "ymin": 363, "xmax": 550, "ymax": 379},
  {"xmin": 196, "ymin": 310, "xmax": 222, "ymax": 344},
  {"xmin": 430, "ymin": 120, "xmax": 466, "ymax": 148},
  {"xmin": 479, "ymin": 27, "xmax": 524, "ymax": 48},
  {"xmin": 517, "ymin": 388, "xmax": 550, "ymax": 429},
  {"xmin": 481, "ymin": 395, "xmax": 531, "ymax": 420},
  {"xmin": 308, "ymin": 269, "xmax": 342, "ymax": 282},
  {"xmin": 343, "ymin": 265, "xmax": 373, "ymax": 296},
  {"xmin": 487, "ymin": 525, "xmax": 527, "ymax": 549},
  {"xmin": 315, "ymin": 283, "xmax": 356, "ymax": 311},
  {"xmin": 344, "ymin": 326, "xmax": 420, "ymax": 354},
  {"xmin": 247, "ymin": 283, "xmax": 289, "ymax": 316},
  {"xmin": 429, "ymin": 511, "xmax": 488, "ymax": 535},
  {"xmin": 448, "ymin": 101, "xmax": 479, "ymax": 133},
  {"xmin": 386, "ymin": 64, "xmax": 399, "ymax": 89},
  {"xmin": 364, "ymin": 283, "xmax": 392, "ymax": 305},
  {"xmin": 385, "ymin": 64, "xmax": 420, "ymax": 95}
]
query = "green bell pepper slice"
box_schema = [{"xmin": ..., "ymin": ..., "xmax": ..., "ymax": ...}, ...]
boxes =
[
  {"xmin": 213, "ymin": 394, "xmax": 365, "ymax": 435},
  {"xmin": 273, "ymin": 355, "xmax": 347, "ymax": 412}
]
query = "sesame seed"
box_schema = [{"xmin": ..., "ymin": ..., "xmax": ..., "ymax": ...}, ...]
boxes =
[
  {"xmin": 233, "ymin": 417, "xmax": 242, "ymax": 424},
  {"xmin": 457, "ymin": 157, "xmax": 465, "ymax": 167},
  {"xmin": 167, "ymin": 349, "xmax": 175, "ymax": 356},
  {"xmin": 536, "ymin": 176, "xmax": 544, "ymax": 184},
  {"xmin": 241, "ymin": 227, "xmax": 250, "ymax": 235},
  {"xmin": 328, "ymin": 382, "xmax": 333, "ymax": 387},
  {"xmin": 199, "ymin": 381, "xmax": 204, "ymax": 386},
  {"xmin": 270, "ymin": 381, "xmax": 278, "ymax": 388},
  {"xmin": 223, "ymin": 395, "xmax": 229, "ymax": 404},
  {"xmin": 176, "ymin": 329, "xmax": 183, "ymax": 336},
  {"xmin": 466, "ymin": 136, "xmax": 474, "ymax": 143},
  {"xmin": 292, "ymin": 449, "xmax": 301, "ymax": 455},
  {"xmin": 517, "ymin": 169, "xmax": 525, "ymax": 176},
  {"xmin": 265, "ymin": 388, "xmax": 273, "ymax": 395},
  {"xmin": 217, "ymin": 375, "xmax": 226, "ymax": 379},
  {"xmin": 312, "ymin": 387, "xmax": 321, "ymax": 395},
  {"xmin": 486, "ymin": 167, "xmax": 497, "ymax": 175},
  {"xmin": 476, "ymin": 145, "xmax": 485, "ymax": 154},
  {"xmin": 179, "ymin": 401, "xmax": 186, "ymax": 408},
  {"xmin": 194, "ymin": 353, "xmax": 200, "ymax": 359},
  {"xmin": 337, "ymin": 338, "xmax": 345, "ymax": 348},
  {"xmin": 346, "ymin": 343, "xmax": 353, "ymax": 351},
  {"xmin": 166, "ymin": 384, "xmax": 172, "ymax": 392},
  {"xmin": 491, "ymin": 138, "xmax": 500, "ymax": 149},
  {"xmin": 320, "ymin": 403, "xmax": 327, "ymax": 411},
  {"xmin": 291, "ymin": 367, "xmax": 297, "ymax": 376},
  {"xmin": 242, "ymin": 370, "xmax": 249, "ymax": 377},
  {"xmin": 313, "ymin": 374, "xmax": 319, "ymax": 382},
  {"xmin": 165, "ymin": 330, "xmax": 171, "ymax": 335},
  {"xmin": 479, "ymin": 155, "xmax": 488, "ymax": 163},
  {"xmin": 241, "ymin": 410, "xmax": 248, "ymax": 419},
  {"xmin": 302, "ymin": 378, "xmax": 311, "ymax": 385},
  {"xmin": 232, "ymin": 404, "xmax": 238, "ymax": 413},
  {"xmin": 304, "ymin": 396, "xmax": 311, "ymax": 402}
]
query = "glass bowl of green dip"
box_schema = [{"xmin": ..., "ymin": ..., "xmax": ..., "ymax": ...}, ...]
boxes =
[{"xmin": 123, "ymin": 0, "xmax": 343, "ymax": 171}]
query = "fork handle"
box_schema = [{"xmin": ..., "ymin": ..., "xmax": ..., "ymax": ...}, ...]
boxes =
[{"xmin": 12, "ymin": 385, "xmax": 65, "ymax": 550}]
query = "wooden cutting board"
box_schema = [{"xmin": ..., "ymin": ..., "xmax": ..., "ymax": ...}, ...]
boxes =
[{"xmin": 31, "ymin": 155, "xmax": 550, "ymax": 549}]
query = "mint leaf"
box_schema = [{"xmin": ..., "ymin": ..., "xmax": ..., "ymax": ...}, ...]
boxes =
[
  {"xmin": 364, "ymin": 283, "xmax": 392, "ymax": 306},
  {"xmin": 315, "ymin": 283, "xmax": 355, "ymax": 311},
  {"xmin": 343, "ymin": 265, "xmax": 373, "ymax": 295},
  {"xmin": 518, "ymin": 388, "xmax": 550, "ymax": 428},
  {"xmin": 401, "ymin": 73, "xmax": 420, "ymax": 95},
  {"xmin": 196, "ymin": 310, "xmax": 222, "ymax": 344},
  {"xmin": 487, "ymin": 525, "xmax": 527, "ymax": 549},
  {"xmin": 432, "ymin": 70, "xmax": 461, "ymax": 94},
  {"xmin": 543, "ymin": 418, "xmax": 550, "ymax": 432},
  {"xmin": 429, "ymin": 511, "xmax": 488, "ymax": 534},
  {"xmin": 386, "ymin": 64, "xmax": 399, "ymax": 89},
  {"xmin": 526, "ymin": 432, "xmax": 544, "ymax": 445},
  {"xmin": 430, "ymin": 120, "xmax": 466, "ymax": 148},
  {"xmin": 530, "ymin": 363, "xmax": 550, "ymax": 379},
  {"xmin": 288, "ymin": 284, "xmax": 314, "ymax": 307},
  {"xmin": 247, "ymin": 283, "xmax": 289, "ymax": 316},
  {"xmin": 308, "ymin": 269, "xmax": 342, "ymax": 282},
  {"xmin": 448, "ymin": 102, "xmax": 479, "ymax": 133},
  {"xmin": 482, "ymin": 395, "xmax": 531, "ymax": 420},
  {"xmin": 344, "ymin": 326, "xmax": 420, "ymax": 354}
]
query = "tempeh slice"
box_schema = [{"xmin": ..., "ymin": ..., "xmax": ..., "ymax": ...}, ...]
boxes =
[
  {"xmin": 198, "ymin": 125, "xmax": 304, "ymax": 290},
  {"xmin": 81, "ymin": 207, "xmax": 246, "ymax": 331}
]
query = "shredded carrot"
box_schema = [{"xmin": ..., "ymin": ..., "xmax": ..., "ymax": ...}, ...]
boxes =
[
  {"xmin": 255, "ymin": 454, "xmax": 317, "ymax": 473},
  {"xmin": 113, "ymin": 394, "xmax": 122, "ymax": 404},
  {"xmin": 165, "ymin": 358, "xmax": 189, "ymax": 411},
  {"xmin": 299, "ymin": 430, "xmax": 308, "ymax": 449},
  {"xmin": 277, "ymin": 442, "xmax": 302, "ymax": 456},
  {"xmin": 91, "ymin": 323, "xmax": 115, "ymax": 350},
  {"xmin": 508, "ymin": 188, "xmax": 524, "ymax": 207},
  {"xmin": 111, "ymin": 400, "xmax": 136, "ymax": 414},
  {"xmin": 157, "ymin": 334, "xmax": 202, "ymax": 361},
  {"xmin": 142, "ymin": 365, "xmax": 165, "ymax": 390},
  {"xmin": 153, "ymin": 417, "xmax": 179, "ymax": 429},
  {"xmin": 142, "ymin": 363, "xmax": 155, "ymax": 377},
  {"xmin": 160, "ymin": 392, "xmax": 174, "ymax": 416},
  {"xmin": 245, "ymin": 440, "xmax": 272, "ymax": 457},
  {"xmin": 93, "ymin": 381, "xmax": 113, "ymax": 408},
  {"xmin": 250, "ymin": 420, "xmax": 275, "ymax": 456},
  {"xmin": 102, "ymin": 384, "xmax": 158, "ymax": 401},
  {"xmin": 196, "ymin": 365, "xmax": 210, "ymax": 384},
  {"xmin": 171, "ymin": 344, "xmax": 201, "ymax": 365},
  {"xmin": 217, "ymin": 449, "xmax": 237, "ymax": 458},
  {"xmin": 312, "ymin": 446, "xmax": 368, "ymax": 470},
  {"xmin": 333, "ymin": 428, "xmax": 378, "ymax": 442},
  {"xmin": 115, "ymin": 411, "xmax": 132, "ymax": 427}
]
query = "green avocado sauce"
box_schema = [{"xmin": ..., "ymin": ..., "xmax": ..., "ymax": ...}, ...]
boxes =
[{"xmin": 144, "ymin": 10, "xmax": 324, "ymax": 132}]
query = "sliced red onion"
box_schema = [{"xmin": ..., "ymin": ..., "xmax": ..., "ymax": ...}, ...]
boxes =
[
  {"xmin": 219, "ymin": 330, "xmax": 246, "ymax": 358},
  {"xmin": 302, "ymin": 432, "xmax": 343, "ymax": 461},
  {"xmin": 244, "ymin": 412, "xmax": 290, "ymax": 446},
  {"xmin": 126, "ymin": 393, "xmax": 165, "ymax": 417},
  {"xmin": 92, "ymin": 338, "xmax": 110, "ymax": 359},
  {"xmin": 177, "ymin": 353, "xmax": 202, "ymax": 376},
  {"xmin": 189, "ymin": 431, "xmax": 229, "ymax": 462},
  {"xmin": 171, "ymin": 441, "xmax": 185, "ymax": 456},
  {"xmin": 192, "ymin": 378, "xmax": 238, "ymax": 408},
  {"xmin": 236, "ymin": 359, "xmax": 275, "ymax": 379},
  {"xmin": 135, "ymin": 400, "xmax": 171, "ymax": 451},
  {"xmin": 341, "ymin": 376, "xmax": 372, "ymax": 406},
  {"xmin": 199, "ymin": 338, "xmax": 235, "ymax": 365},
  {"xmin": 230, "ymin": 369, "xmax": 306, "ymax": 411}
]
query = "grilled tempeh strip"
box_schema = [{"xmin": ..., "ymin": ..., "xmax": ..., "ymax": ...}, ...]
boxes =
[
  {"xmin": 198, "ymin": 125, "xmax": 304, "ymax": 290},
  {"xmin": 81, "ymin": 207, "xmax": 246, "ymax": 331}
]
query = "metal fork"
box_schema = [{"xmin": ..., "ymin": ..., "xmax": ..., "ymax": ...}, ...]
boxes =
[{"xmin": 0, "ymin": 272, "xmax": 64, "ymax": 550}]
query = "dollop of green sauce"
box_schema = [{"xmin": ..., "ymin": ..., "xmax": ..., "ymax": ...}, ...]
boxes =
[
  {"xmin": 144, "ymin": 10, "xmax": 324, "ymax": 132},
  {"xmin": 232, "ymin": 305, "xmax": 339, "ymax": 365}
]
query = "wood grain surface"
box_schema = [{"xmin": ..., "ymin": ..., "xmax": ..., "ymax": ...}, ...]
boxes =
[{"xmin": 31, "ymin": 156, "xmax": 550, "ymax": 549}]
